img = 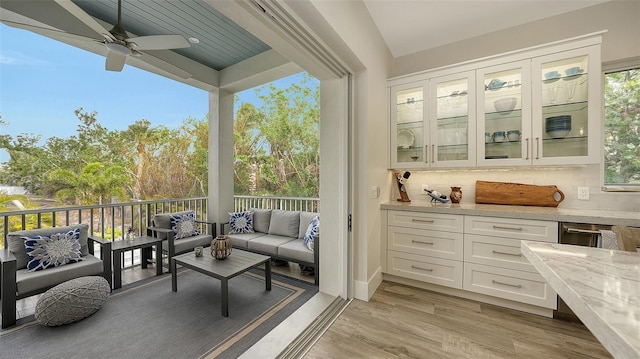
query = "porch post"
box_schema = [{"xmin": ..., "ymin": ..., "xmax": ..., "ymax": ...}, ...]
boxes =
[{"xmin": 208, "ymin": 88, "xmax": 235, "ymax": 233}]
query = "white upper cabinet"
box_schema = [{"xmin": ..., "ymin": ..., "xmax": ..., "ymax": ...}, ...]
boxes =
[
  {"xmin": 531, "ymin": 45, "xmax": 601, "ymax": 165},
  {"xmin": 388, "ymin": 33, "xmax": 603, "ymax": 169},
  {"xmin": 390, "ymin": 81, "xmax": 427, "ymax": 167},
  {"xmin": 429, "ymin": 71, "xmax": 477, "ymax": 168},
  {"xmin": 476, "ymin": 60, "xmax": 532, "ymax": 166}
]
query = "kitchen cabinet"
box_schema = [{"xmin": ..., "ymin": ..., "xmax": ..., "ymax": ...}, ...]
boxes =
[
  {"xmin": 428, "ymin": 71, "xmax": 477, "ymax": 167},
  {"xmin": 463, "ymin": 216, "xmax": 558, "ymax": 309},
  {"xmin": 477, "ymin": 46, "xmax": 601, "ymax": 166},
  {"xmin": 531, "ymin": 46, "xmax": 601, "ymax": 165},
  {"xmin": 476, "ymin": 60, "xmax": 532, "ymax": 166},
  {"xmin": 390, "ymin": 71, "xmax": 476, "ymax": 169},
  {"xmin": 385, "ymin": 210, "xmax": 463, "ymax": 288},
  {"xmin": 383, "ymin": 210, "xmax": 558, "ymax": 310},
  {"xmin": 390, "ymin": 81, "xmax": 427, "ymax": 167},
  {"xmin": 389, "ymin": 33, "xmax": 602, "ymax": 169}
]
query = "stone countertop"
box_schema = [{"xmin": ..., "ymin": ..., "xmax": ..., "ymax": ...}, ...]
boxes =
[
  {"xmin": 380, "ymin": 202, "xmax": 640, "ymax": 227},
  {"xmin": 521, "ymin": 241, "xmax": 640, "ymax": 359}
]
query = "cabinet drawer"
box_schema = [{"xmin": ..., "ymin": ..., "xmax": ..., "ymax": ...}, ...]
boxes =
[
  {"xmin": 388, "ymin": 210, "xmax": 463, "ymax": 232},
  {"xmin": 387, "ymin": 251, "xmax": 463, "ymax": 289},
  {"xmin": 463, "ymin": 263, "xmax": 557, "ymax": 309},
  {"xmin": 388, "ymin": 226, "xmax": 463, "ymax": 260},
  {"xmin": 464, "ymin": 234, "xmax": 535, "ymax": 272},
  {"xmin": 464, "ymin": 216, "xmax": 557, "ymax": 242}
]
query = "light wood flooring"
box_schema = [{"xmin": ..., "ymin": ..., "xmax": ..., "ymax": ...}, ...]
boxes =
[{"xmin": 304, "ymin": 281, "xmax": 613, "ymax": 359}]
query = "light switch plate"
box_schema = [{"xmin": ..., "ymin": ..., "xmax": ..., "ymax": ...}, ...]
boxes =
[{"xmin": 370, "ymin": 186, "xmax": 380, "ymax": 199}]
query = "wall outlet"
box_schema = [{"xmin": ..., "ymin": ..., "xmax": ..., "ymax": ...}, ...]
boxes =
[
  {"xmin": 421, "ymin": 184, "xmax": 429, "ymax": 194},
  {"xmin": 577, "ymin": 187, "xmax": 590, "ymax": 200}
]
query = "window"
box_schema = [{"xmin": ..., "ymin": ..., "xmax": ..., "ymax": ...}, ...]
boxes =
[{"xmin": 603, "ymin": 63, "xmax": 640, "ymax": 190}]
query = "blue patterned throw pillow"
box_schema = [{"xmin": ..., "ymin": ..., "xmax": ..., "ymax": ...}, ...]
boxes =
[
  {"xmin": 170, "ymin": 212, "xmax": 200, "ymax": 239},
  {"xmin": 23, "ymin": 228, "xmax": 85, "ymax": 272},
  {"xmin": 303, "ymin": 216, "xmax": 319, "ymax": 251},
  {"xmin": 229, "ymin": 211, "xmax": 255, "ymax": 234}
]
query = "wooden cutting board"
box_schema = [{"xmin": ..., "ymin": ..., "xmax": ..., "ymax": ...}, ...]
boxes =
[{"xmin": 475, "ymin": 180, "xmax": 565, "ymax": 207}]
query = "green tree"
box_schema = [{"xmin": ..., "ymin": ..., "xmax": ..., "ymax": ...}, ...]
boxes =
[
  {"xmin": 48, "ymin": 162, "xmax": 130, "ymax": 205},
  {"xmin": 234, "ymin": 73, "xmax": 320, "ymax": 197},
  {"xmin": 604, "ymin": 69, "xmax": 640, "ymax": 184}
]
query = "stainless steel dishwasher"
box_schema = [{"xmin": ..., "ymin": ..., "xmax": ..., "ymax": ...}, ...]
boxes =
[{"xmin": 554, "ymin": 222, "xmax": 612, "ymax": 321}]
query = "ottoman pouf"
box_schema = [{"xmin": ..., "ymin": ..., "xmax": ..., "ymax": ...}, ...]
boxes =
[{"xmin": 35, "ymin": 276, "xmax": 110, "ymax": 326}]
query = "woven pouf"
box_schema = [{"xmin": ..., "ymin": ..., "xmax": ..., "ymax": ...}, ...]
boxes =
[{"xmin": 35, "ymin": 276, "xmax": 110, "ymax": 326}]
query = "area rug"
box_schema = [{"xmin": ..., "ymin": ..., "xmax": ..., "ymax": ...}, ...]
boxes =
[{"xmin": 1, "ymin": 269, "xmax": 318, "ymax": 359}]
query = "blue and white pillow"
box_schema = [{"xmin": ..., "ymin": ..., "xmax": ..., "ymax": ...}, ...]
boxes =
[
  {"xmin": 170, "ymin": 212, "xmax": 200, "ymax": 239},
  {"xmin": 23, "ymin": 228, "xmax": 85, "ymax": 272},
  {"xmin": 229, "ymin": 211, "xmax": 254, "ymax": 234},
  {"xmin": 303, "ymin": 216, "xmax": 319, "ymax": 251}
]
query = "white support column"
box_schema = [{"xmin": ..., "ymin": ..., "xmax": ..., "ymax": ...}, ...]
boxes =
[{"xmin": 208, "ymin": 88, "xmax": 235, "ymax": 234}]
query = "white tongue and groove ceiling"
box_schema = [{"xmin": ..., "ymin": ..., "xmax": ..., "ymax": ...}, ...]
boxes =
[{"xmin": 363, "ymin": 0, "xmax": 609, "ymax": 57}]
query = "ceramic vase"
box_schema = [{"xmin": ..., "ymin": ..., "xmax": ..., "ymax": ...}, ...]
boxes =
[{"xmin": 450, "ymin": 186, "xmax": 462, "ymax": 204}]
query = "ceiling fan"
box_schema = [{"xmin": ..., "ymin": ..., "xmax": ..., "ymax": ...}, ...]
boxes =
[{"xmin": 54, "ymin": 0, "xmax": 191, "ymax": 75}]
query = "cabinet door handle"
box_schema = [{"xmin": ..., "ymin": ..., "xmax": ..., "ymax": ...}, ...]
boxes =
[
  {"xmin": 525, "ymin": 138, "xmax": 530, "ymax": 160},
  {"xmin": 432, "ymin": 144, "xmax": 435, "ymax": 163},
  {"xmin": 412, "ymin": 219, "xmax": 434, "ymax": 223},
  {"xmin": 535, "ymin": 137, "xmax": 540, "ymax": 160},
  {"xmin": 492, "ymin": 225, "xmax": 523, "ymax": 231},
  {"xmin": 412, "ymin": 240, "xmax": 434, "ymax": 245},
  {"xmin": 492, "ymin": 250, "xmax": 522, "ymax": 257},
  {"xmin": 492, "ymin": 280, "xmax": 522, "ymax": 288},
  {"xmin": 412, "ymin": 265, "xmax": 433, "ymax": 272},
  {"xmin": 425, "ymin": 145, "xmax": 429, "ymax": 163}
]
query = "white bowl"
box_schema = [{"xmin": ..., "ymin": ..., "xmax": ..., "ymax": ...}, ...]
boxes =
[{"xmin": 494, "ymin": 97, "xmax": 517, "ymax": 112}]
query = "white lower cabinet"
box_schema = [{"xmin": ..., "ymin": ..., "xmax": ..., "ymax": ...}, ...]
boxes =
[
  {"xmin": 386, "ymin": 210, "xmax": 463, "ymax": 289},
  {"xmin": 387, "ymin": 251, "xmax": 463, "ymax": 289},
  {"xmin": 384, "ymin": 211, "xmax": 558, "ymax": 311},
  {"xmin": 463, "ymin": 263, "xmax": 557, "ymax": 308}
]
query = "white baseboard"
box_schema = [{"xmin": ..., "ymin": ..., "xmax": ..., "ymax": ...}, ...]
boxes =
[{"xmin": 354, "ymin": 266, "xmax": 383, "ymax": 301}]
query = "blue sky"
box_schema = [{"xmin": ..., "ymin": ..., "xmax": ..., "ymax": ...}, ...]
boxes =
[{"xmin": 0, "ymin": 23, "xmax": 304, "ymax": 163}]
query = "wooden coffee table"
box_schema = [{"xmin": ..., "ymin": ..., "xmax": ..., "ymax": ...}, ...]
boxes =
[{"xmin": 171, "ymin": 249, "xmax": 271, "ymax": 317}]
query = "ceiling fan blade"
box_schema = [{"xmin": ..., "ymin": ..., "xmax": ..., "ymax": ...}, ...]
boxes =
[
  {"xmin": 127, "ymin": 34, "xmax": 190, "ymax": 50},
  {"xmin": 54, "ymin": 0, "xmax": 115, "ymax": 41},
  {"xmin": 106, "ymin": 51, "xmax": 127, "ymax": 72},
  {"xmin": 1, "ymin": 19, "xmax": 99, "ymax": 43},
  {"xmin": 137, "ymin": 52, "xmax": 191, "ymax": 79}
]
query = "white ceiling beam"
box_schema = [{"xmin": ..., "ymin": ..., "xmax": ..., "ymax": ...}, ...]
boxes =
[
  {"xmin": 206, "ymin": 0, "xmax": 339, "ymax": 81},
  {"xmin": 219, "ymin": 49, "xmax": 302, "ymax": 93}
]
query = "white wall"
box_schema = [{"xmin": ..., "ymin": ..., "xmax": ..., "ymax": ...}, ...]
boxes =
[
  {"xmin": 389, "ymin": 1, "xmax": 640, "ymax": 214},
  {"xmin": 310, "ymin": 0, "xmax": 393, "ymax": 300},
  {"xmin": 398, "ymin": 165, "xmax": 639, "ymax": 213},
  {"xmin": 392, "ymin": 1, "xmax": 640, "ymax": 77}
]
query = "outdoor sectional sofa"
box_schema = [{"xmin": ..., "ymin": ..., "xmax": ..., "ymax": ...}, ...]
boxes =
[{"xmin": 223, "ymin": 209, "xmax": 319, "ymax": 285}]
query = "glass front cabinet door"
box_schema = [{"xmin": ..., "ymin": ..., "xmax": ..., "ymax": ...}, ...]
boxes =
[
  {"xmin": 390, "ymin": 81, "xmax": 427, "ymax": 168},
  {"xmin": 477, "ymin": 61, "xmax": 531, "ymax": 166},
  {"xmin": 428, "ymin": 71, "xmax": 476, "ymax": 168},
  {"xmin": 531, "ymin": 46, "xmax": 601, "ymax": 165}
]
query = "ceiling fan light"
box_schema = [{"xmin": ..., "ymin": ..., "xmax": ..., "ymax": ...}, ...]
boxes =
[{"xmin": 106, "ymin": 42, "xmax": 131, "ymax": 56}]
